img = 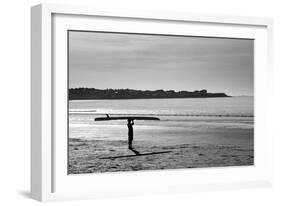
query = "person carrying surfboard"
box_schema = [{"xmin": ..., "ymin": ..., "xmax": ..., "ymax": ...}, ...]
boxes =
[
  {"xmin": 127, "ymin": 119, "xmax": 134, "ymax": 149},
  {"xmin": 95, "ymin": 115, "xmax": 160, "ymax": 153},
  {"xmin": 94, "ymin": 115, "xmax": 172, "ymax": 158}
]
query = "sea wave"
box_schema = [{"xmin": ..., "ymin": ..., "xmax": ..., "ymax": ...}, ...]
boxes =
[{"xmin": 68, "ymin": 111, "xmax": 253, "ymax": 118}]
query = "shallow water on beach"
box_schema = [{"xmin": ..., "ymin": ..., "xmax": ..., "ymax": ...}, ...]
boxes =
[{"xmin": 69, "ymin": 97, "xmax": 254, "ymax": 147}]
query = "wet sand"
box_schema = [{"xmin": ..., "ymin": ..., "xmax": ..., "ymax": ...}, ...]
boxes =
[{"xmin": 68, "ymin": 138, "xmax": 254, "ymax": 174}]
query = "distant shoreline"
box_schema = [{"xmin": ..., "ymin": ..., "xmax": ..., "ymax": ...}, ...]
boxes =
[
  {"xmin": 69, "ymin": 88, "xmax": 230, "ymax": 100},
  {"xmin": 69, "ymin": 96, "xmax": 232, "ymax": 101}
]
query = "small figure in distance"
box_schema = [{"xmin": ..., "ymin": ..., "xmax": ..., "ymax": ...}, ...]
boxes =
[
  {"xmin": 127, "ymin": 119, "xmax": 134, "ymax": 149},
  {"xmin": 127, "ymin": 119, "xmax": 140, "ymax": 155}
]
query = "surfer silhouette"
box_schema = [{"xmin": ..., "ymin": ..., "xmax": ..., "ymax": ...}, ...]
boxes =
[
  {"xmin": 127, "ymin": 119, "xmax": 140, "ymax": 155},
  {"xmin": 95, "ymin": 115, "xmax": 160, "ymax": 155},
  {"xmin": 127, "ymin": 119, "xmax": 134, "ymax": 149}
]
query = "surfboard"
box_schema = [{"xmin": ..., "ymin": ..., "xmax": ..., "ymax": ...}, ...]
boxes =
[{"xmin": 95, "ymin": 116, "xmax": 160, "ymax": 121}]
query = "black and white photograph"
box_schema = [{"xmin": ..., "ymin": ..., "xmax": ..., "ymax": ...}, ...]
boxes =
[{"xmin": 68, "ymin": 31, "xmax": 254, "ymax": 174}]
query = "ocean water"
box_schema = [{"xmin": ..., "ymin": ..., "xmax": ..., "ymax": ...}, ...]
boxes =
[{"xmin": 69, "ymin": 97, "xmax": 254, "ymax": 147}]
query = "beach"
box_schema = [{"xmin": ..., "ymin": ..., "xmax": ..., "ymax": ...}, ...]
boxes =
[
  {"xmin": 68, "ymin": 97, "xmax": 254, "ymax": 174},
  {"xmin": 68, "ymin": 138, "xmax": 253, "ymax": 174}
]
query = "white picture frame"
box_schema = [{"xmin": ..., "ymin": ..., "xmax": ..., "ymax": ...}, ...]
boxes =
[{"xmin": 31, "ymin": 3, "xmax": 274, "ymax": 202}]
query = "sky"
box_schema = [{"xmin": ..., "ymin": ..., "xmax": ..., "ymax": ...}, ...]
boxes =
[{"xmin": 69, "ymin": 31, "xmax": 254, "ymax": 96}]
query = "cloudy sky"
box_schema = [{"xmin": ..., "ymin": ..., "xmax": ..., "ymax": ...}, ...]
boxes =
[{"xmin": 69, "ymin": 31, "xmax": 254, "ymax": 96}]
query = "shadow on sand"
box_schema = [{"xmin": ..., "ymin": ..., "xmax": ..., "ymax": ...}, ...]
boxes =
[
  {"xmin": 99, "ymin": 150, "xmax": 172, "ymax": 160},
  {"xmin": 129, "ymin": 147, "xmax": 140, "ymax": 155}
]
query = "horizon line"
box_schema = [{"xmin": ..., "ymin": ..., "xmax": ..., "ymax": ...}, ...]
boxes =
[
  {"xmin": 68, "ymin": 87, "xmax": 253, "ymax": 96},
  {"xmin": 69, "ymin": 87, "xmax": 225, "ymax": 92}
]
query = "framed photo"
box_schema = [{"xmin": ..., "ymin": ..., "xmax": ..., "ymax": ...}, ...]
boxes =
[{"xmin": 31, "ymin": 3, "xmax": 274, "ymax": 201}]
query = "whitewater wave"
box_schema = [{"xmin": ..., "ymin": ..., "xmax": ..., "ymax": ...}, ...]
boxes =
[{"xmin": 68, "ymin": 110, "xmax": 253, "ymax": 118}]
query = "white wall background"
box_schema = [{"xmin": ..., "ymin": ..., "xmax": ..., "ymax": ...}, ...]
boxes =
[{"xmin": 0, "ymin": 0, "xmax": 280, "ymax": 205}]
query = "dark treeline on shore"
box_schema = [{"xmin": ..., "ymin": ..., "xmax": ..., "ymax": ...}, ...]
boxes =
[{"xmin": 69, "ymin": 88, "xmax": 229, "ymax": 100}]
